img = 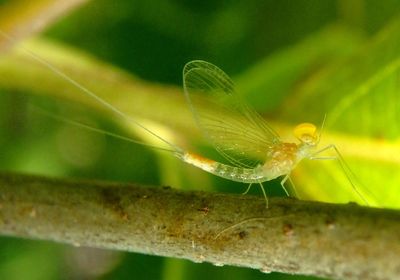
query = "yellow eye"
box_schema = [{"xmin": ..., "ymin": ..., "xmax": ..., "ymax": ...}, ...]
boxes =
[{"xmin": 293, "ymin": 123, "xmax": 317, "ymax": 143}]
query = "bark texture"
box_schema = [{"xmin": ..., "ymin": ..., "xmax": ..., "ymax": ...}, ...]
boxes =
[{"xmin": 0, "ymin": 171, "xmax": 399, "ymax": 280}]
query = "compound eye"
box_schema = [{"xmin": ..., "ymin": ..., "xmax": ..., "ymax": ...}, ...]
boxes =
[{"xmin": 293, "ymin": 123, "xmax": 318, "ymax": 143}]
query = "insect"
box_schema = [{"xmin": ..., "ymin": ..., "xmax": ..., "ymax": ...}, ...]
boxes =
[
  {"xmin": 181, "ymin": 61, "xmax": 368, "ymax": 206},
  {"xmin": 0, "ymin": 31, "xmax": 369, "ymax": 207}
]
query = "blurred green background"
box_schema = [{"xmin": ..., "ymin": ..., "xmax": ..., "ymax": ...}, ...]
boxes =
[{"xmin": 0, "ymin": 0, "xmax": 400, "ymax": 279}]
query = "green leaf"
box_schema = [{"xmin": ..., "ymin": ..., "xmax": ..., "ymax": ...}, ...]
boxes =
[
  {"xmin": 236, "ymin": 24, "xmax": 364, "ymax": 112},
  {"xmin": 275, "ymin": 18, "xmax": 400, "ymax": 208}
]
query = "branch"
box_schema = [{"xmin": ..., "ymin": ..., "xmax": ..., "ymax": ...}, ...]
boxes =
[
  {"xmin": 0, "ymin": 0, "xmax": 90, "ymax": 51},
  {"xmin": 0, "ymin": 172, "xmax": 398, "ymax": 279}
]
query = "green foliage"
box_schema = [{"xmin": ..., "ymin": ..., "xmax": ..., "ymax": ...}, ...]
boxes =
[{"xmin": 276, "ymin": 18, "xmax": 400, "ymax": 207}]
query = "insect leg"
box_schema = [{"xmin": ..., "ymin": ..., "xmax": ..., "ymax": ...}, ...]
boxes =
[
  {"xmin": 310, "ymin": 144, "xmax": 370, "ymax": 205},
  {"xmin": 242, "ymin": 182, "xmax": 268, "ymax": 208},
  {"xmin": 280, "ymin": 174, "xmax": 299, "ymax": 197},
  {"xmin": 280, "ymin": 174, "xmax": 291, "ymax": 196},
  {"xmin": 309, "ymin": 156, "xmax": 337, "ymax": 160},
  {"xmin": 258, "ymin": 182, "xmax": 269, "ymax": 208},
  {"xmin": 242, "ymin": 183, "xmax": 253, "ymax": 195},
  {"xmin": 288, "ymin": 176, "xmax": 299, "ymax": 197}
]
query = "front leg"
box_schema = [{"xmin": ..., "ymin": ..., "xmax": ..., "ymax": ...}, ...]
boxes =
[
  {"xmin": 308, "ymin": 144, "xmax": 371, "ymax": 205},
  {"xmin": 280, "ymin": 174, "xmax": 299, "ymax": 197}
]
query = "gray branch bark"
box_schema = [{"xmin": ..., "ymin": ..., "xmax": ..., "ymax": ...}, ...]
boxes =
[{"xmin": 0, "ymin": 171, "xmax": 399, "ymax": 280}]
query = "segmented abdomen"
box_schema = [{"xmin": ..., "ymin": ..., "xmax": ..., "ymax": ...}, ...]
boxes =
[{"xmin": 182, "ymin": 152, "xmax": 264, "ymax": 183}]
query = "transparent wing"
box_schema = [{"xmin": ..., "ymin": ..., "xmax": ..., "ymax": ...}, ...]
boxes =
[{"xmin": 183, "ymin": 60, "xmax": 281, "ymax": 168}]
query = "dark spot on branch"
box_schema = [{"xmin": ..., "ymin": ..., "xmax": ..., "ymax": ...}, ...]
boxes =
[
  {"xmin": 238, "ymin": 231, "xmax": 247, "ymax": 239},
  {"xmin": 283, "ymin": 223, "xmax": 294, "ymax": 236},
  {"xmin": 197, "ymin": 206, "xmax": 210, "ymax": 215},
  {"xmin": 100, "ymin": 188, "xmax": 128, "ymax": 220},
  {"xmin": 325, "ymin": 218, "xmax": 336, "ymax": 229}
]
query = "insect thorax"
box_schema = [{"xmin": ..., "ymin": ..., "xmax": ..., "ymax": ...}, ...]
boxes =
[{"xmin": 261, "ymin": 143, "xmax": 298, "ymax": 180}]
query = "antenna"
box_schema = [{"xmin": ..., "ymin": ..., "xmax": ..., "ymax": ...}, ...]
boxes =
[
  {"xmin": 318, "ymin": 113, "xmax": 327, "ymax": 144},
  {"xmin": 0, "ymin": 30, "xmax": 183, "ymax": 155},
  {"xmin": 31, "ymin": 105, "xmax": 177, "ymax": 153}
]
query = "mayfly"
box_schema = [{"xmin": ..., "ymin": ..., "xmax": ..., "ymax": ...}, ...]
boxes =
[
  {"xmin": 0, "ymin": 31, "xmax": 368, "ymax": 207},
  {"xmin": 181, "ymin": 61, "xmax": 368, "ymax": 206}
]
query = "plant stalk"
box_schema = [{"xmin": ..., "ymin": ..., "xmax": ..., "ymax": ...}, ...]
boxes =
[{"xmin": 0, "ymin": 171, "xmax": 399, "ymax": 280}]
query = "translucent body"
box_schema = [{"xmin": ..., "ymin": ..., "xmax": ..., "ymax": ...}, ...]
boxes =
[
  {"xmin": 182, "ymin": 61, "xmax": 371, "ymax": 206},
  {"xmin": 181, "ymin": 60, "xmax": 324, "ymax": 200},
  {"xmin": 182, "ymin": 142, "xmax": 312, "ymax": 184}
]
